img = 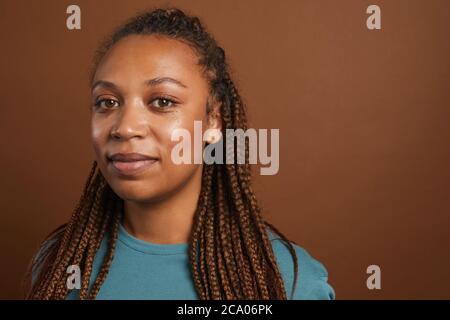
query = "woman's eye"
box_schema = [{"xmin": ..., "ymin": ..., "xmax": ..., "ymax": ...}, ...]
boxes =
[
  {"xmin": 94, "ymin": 99, "xmax": 119, "ymax": 109},
  {"xmin": 151, "ymin": 97, "xmax": 176, "ymax": 109}
]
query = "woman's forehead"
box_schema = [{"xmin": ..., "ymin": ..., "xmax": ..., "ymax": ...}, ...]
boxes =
[{"xmin": 93, "ymin": 34, "xmax": 203, "ymax": 84}]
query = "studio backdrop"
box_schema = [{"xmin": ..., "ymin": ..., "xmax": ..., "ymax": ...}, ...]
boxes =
[{"xmin": 0, "ymin": 0, "xmax": 449, "ymax": 299}]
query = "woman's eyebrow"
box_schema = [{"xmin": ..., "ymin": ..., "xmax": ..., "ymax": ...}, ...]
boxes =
[
  {"xmin": 91, "ymin": 77, "xmax": 187, "ymax": 92},
  {"xmin": 91, "ymin": 80, "xmax": 118, "ymax": 92},
  {"xmin": 145, "ymin": 77, "xmax": 188, "ymax": 89}
]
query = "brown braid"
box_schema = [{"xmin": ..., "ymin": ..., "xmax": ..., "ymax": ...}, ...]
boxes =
[{"xmin": 24, "ymin": 7, "xmax": 299, "ymax": 300}]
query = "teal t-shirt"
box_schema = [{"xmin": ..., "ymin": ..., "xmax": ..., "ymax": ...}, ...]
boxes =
[{"xmin": 37, "ymin": 224, "xmax": 335, "ymax": 300}]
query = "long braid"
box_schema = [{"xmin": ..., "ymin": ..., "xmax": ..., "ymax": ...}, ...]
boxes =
[
  {"xmin": 216, "ymin": 167, "xmax": 240, "ymax": 299},
  {"xmin": 227, "ymin": 164, "xmax": 270, "ymax": 298},
  {"xmin": 30, "ymin": 161, "xmax": 97, "ymax": 299},
  {"xmin": 78, "ymin": 184, "xmax": 113, "ymax": 299},
  {"xmin": 43, "ymin": 167, "xmax": 103, "ymax": 299},
  {"xmin": 50, "ymin": 174, "xmax": 106, "ymax": 299},
  {"xmin": 199, "ymin": 218, "xmax": 210, "ymax": 298},
  {"xmin": 224, "ymin": 71, "xmax": 291, "ymax": 299},
  {"xmin": 53, "ymin": 175, "xmax": 106, "ymax": 299},
  {"xmin": 86, "ymin": 198, "xmax": 121, "ymax": 299},
  {"xmin": 189, "ymin": 164, "xmax": 213, "ymax": 300},
  {"xmin": 223, "ymin": 74, "xmax": 272, "ymax": 298},
  {"xmin": 28, "ymin": 161, "xmax": 98, "ymax": 299}
]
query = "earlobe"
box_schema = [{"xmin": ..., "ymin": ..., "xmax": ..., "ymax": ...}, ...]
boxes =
[
  {"xmin": 205, "ymin": 103, "xmax": 222, "ymax": 144},
  {"xmin": 205, "ymin": 127, "xmax": 222, "ymax": 144}
]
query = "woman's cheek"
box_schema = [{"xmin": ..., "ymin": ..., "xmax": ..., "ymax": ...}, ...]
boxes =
[
  {"xmin": 91, "ymin": 119, "xmax": 109, "ymax": 171},
  {"xmin": 159, "ymin": 118, "xmax": 201, "ymax": 180}
]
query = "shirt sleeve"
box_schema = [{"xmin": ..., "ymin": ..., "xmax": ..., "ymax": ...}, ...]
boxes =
[
  {"xmin": 31, "ymin": 237, "xmax": 58, "ymax": 285},
  {"xmin": 271, "ymin": 238, "xmax": 336, "ymax": 300}
]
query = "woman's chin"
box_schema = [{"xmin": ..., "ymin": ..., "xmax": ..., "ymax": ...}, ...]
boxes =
[{"xmin": 111, "ymin": 182, "xmax": 168, "ymax": 204}]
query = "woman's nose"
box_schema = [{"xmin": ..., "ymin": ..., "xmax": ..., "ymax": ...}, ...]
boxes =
[{"xmin": 110, "ymin": 102, "xmax": 149, "ymax": 140}]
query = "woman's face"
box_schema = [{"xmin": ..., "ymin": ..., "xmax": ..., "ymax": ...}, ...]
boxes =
[{"xmin": 91, "ymin": 34, "xmax": 216, "ymax": 202}]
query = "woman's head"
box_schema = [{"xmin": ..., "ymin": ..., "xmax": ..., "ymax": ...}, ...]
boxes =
[
  {"xmin": 26, "ymin": 7, "xmax": 298, "ymax": 300},
  {"xmin": 89, "ymin": 8, "xmax": 230, "ymax": 203}
]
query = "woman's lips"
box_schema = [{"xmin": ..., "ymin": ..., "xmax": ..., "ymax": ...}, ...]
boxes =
[{"xmin": 109, "ymin": 159, "xmax": 158, "ymax": 177}]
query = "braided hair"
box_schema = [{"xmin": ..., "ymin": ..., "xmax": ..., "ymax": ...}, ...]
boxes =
[{"xmin": 25, "ymin": 7, "xmax": 299, "ymax": 300}]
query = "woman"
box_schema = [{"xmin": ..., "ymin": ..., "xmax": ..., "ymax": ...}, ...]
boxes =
[{"xmin": 25, "ymin": 7, "xmax": 335, "ymax": 300}]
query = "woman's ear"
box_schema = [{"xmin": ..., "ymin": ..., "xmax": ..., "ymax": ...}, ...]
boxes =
[{"xmin": 205, "ymin": 101, "xmax": 222, "ymax": 144}]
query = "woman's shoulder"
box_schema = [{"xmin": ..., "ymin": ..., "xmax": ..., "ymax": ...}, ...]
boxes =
[
  {"xmin": 30, "ymin": 227, "xmax": 64, "ymax": 285},
  {"xmin": 267, "ymin": 229, "xmax": 336, "ymax": 300}
]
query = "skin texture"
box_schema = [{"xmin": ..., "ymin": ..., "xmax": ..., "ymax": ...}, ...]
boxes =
[{"xmin": 91, "ymin": 34, "xmax": 220, "ymax": 244}]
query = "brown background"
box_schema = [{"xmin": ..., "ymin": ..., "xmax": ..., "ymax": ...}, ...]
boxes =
[{"xmin": 1, "ymin": 0, "xmax": 449, "ymax": 299}]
